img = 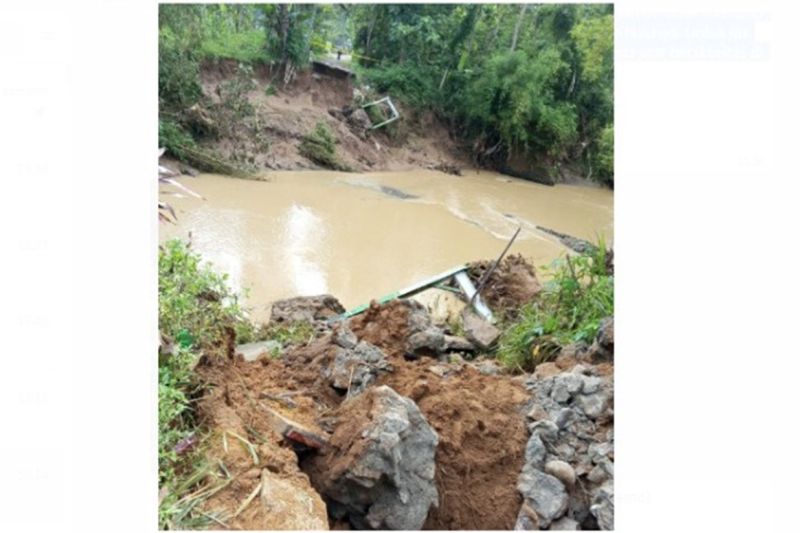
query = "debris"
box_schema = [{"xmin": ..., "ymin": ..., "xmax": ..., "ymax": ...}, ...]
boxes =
[
  {"xmin": 466, "ymin": 254, "xmax": 542, "ymax": 318},
  {"xmin": 270, "ymin": 294, "xmax": 346, "ymax": 326},
  {"xmin": 443, "ymin": 334, "xmax": 475, "ymax": 352},
  {"xmin": 235, "ymin": 340, "xmax": 281, "ymax": 362},
  {"xmin": 461, "ymin": 309, "xmax": 501, "ymax": 349},
  {"xmin": 262, "ymin": 407, "xmax": 329, "ymax": 450},
  {"xmin": 324, "ymin": 339, "xmax": 392, "ymax": 396},
  {"xmin": 517, "ymin": 469, "xmax": 569, "ymax": 528},
  {"xmin": 260, "ymin": 469, "xmax": 329, "ymax": 530},
  {"xmin": 536, "ymin": 225, "xmax": 598, "ymax": 254},
  {"xmin": 305, "ymin": 386, "xmax": 439, "ymax": 530}
]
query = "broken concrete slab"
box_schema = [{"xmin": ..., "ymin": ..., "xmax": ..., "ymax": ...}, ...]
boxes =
[{"xmin": 270, "ymin": 294, "xmax": 345, "ymax": 325}]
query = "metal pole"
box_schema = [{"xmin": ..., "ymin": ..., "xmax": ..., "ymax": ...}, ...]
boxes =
[{"xmin": 470, "ymin": 226, "xmax": 522, "ymax": 306}]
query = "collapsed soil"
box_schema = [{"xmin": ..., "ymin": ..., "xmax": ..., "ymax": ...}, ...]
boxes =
[
  {"xmin": 193, "ymin": 299, "xmax": 531, "ymax": 529},
  {"xmin": 193, "ymin": 59, "xmax": 468, "ymax": 174},
  {"xmin": 466, "ymin": 253, "xmax": 543, "ymax": 318}
]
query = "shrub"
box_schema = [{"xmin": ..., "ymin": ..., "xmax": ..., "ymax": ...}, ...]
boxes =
[
  {"xmin": 159, "ymin": 28, "xmax": 202, "ymax": 112},
  {"xmin": 299, "ymin": 122, "xmax": 351, "ymax": 171},
  {"xmin": 497, "ymin": 240, "xmax": 613, "ymax": 371},
  {"xmin": 158, "ymin": 119, "xmax": 197, "ymax": 161}
]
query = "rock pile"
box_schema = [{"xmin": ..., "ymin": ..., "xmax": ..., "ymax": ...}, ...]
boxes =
[
  {"xmin": 306, "ymin": 386, "xmax": 440, "ymax": 529},
  {"xmin": 515, "ymin": 358, "xmax": 614, "ymax": 529}
]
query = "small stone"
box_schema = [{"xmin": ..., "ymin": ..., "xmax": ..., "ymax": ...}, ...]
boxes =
[
  {"xmin": 545, "ymin": 460, "xmax": 576, "ymax": 489},
  {"xmin": 549, "ymin": 516, "xmax": 580, "ymax": 530},
  {"xmin": 443, "ymin": 335, "xmax": 476, "ymax": 352},
  {"xmin": 514, "ymin": 502, "xmax": 540, "ymax": 530},
  {"xmin": 588, "ymin": 442, "xmax": 613, "ymax": 462},
  {"xmin": 528, "ymin": 420, "xmax": 559, "ymax": 441},
  {"xmin": 554, "ymin": 408, "xmax": 577, "ymax": 430},
  {"xmin": 407, "ymin": 328, "xmax": 446, "ymax": 356},
  {"xmin": 576, "ymin": 392, "xmax": 609, "ymax": 419},
  {"xmin": 333, "ymin": 324, "xmax": 358, "ymax": 349},
  {"xmin": 449, "ymin": 353, "xmax": 465, "ymax": 364},
  {"xmin": 587, "ymin": 464, "xmax": 608, "ymax": 484},
  {"xmin": 581, "ymin": 376, "xmax": 604, "ymax": 395},
  {"xmin": 532, "ymin": 362, "xmax": 561, "ymax": 379},
  {"xmin": 526, "ymin": 404, "xmax": 549, "ymax": 421},
  {"xmin": 590, "ymin": 481, "xmax": 614, "ymax": 530}
]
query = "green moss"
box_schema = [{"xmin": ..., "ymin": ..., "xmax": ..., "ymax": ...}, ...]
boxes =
[{"xmin": 299, "ymin": 122, "xmax": 352, "ymax": 171}]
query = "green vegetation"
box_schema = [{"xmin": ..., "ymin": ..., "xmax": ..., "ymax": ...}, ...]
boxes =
[
  {"xmin": 349, "ymin": 3, "xmax": 614, "ymax": 183},
  {"xmin": 497, "ymin": 240, "xmax": 614, "ymax": 371},
  {"xmin": 158, "ymin": 4, "xmax": 613, "ymax": 183},
  {"xmin": 159, "ymin": 119, "xmax": 197, "ymax": 161},
  {"xmin": 158, "ymin": 240, "xmax": 253, "ymax": 529},
  {"xmin": 299, "ymin": 121, "xmax": 351, "ymax": 171}
]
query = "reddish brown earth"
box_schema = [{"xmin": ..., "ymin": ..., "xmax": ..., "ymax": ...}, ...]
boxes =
[
  {"xmin": 192, "ymin": 296, "xmax": 532, "ymax": 530},
  {"xmin": 467, "ymin": 254, "xmax": 543, "ymax": 318},
  {"xmin": 193, "ymin": 59, "xmax": 468, "ymax": 174}
]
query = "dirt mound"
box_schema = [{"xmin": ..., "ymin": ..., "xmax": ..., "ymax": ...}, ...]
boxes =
[
  {"xmin": 191, "ymin": 300, "xmax": 580, "ymax": 529},
  {"xmin": 467, "ymin": 254, "xmax": 542, "ymax": 317},
  {"xmin": 378, "ymin": 361, "xmax": 529, "ymax": 529},
  {"xmin": 347, "ymin": 300, "xmax": 416, "ymax": 358}
]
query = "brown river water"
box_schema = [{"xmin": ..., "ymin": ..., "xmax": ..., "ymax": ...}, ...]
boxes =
[{"xmin": 160, "ymin": 170, "xmax": 613, "ymax": 322}]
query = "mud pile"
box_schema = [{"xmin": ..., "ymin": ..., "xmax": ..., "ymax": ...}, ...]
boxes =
[
  {"xmin": 191, "ymin": 295, "xmax": 613, "ymax": 530},
  {"xmin": 466, "ymin": 254, "xmax": 542, "ymax": 318}
]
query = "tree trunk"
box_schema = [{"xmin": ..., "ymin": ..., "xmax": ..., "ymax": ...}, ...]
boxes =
[
  {"xmin": 510, "ymin": 4, "xmax": 529, "ymax": 51},
  {"xmin": 365, "ymin": 6, "xmax": 378, "ymax": 55}
]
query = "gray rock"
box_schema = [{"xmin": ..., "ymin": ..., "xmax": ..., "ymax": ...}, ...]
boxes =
[
  {"xmin": 587, "ymin": 464, "xmax": 608, "ymax": 484},
  {"xmin": 315, "ymin": 386, "xmax": 439, "ymax": 530},
  {"xmin": 517, "ymin": 469, "xmax": 569, "ymax": 528},
  {"xmin": 554, "ymin": 408, "xmax": 577, "ymax": 430},
  {"xmin": 576, "ymin": 392, "xmax": 609, "ymax": 419},
  {"xmin": 590, "ymin": 482, "xmax": 614, "ymax": 530},
  {"xmin": 526, "ymin": 404, "xmax": 549, "ymax": 422},
  {"xmin": 514, "ymin": 502, "xmax": 540, "ymax": 530},
  {"xmin": 596, "ymin": 317, "xmax": 614, "ymax": 350},
  {"xmin": 407, "ymin": 328, "xmax": 446, "ymax": 356},
  {"xmin": 461, "ymin": 309, "xmax": 501, "ymax": 349},
  {"xmin": 549, "ymin": 516, "xmax": 580, "ymax": 530},
  {"xmin": 325, "ymin": 341, "xmax": 391, "ymax": 395},
  {"xmin": 524, "ymin": 434, "xmax": 547, "ymax": 468},
  {"xmin": 588, "ymin": 442, "xmax": 613, "ymax": 462},
  {"xmin": 270, "ymin": 294, "xmax": 345, "ymax": 325},
  {"xmin": 443, "ymin": 334, "xmax": 476, "ymax": 352},
  {"xmin": 333, "ymin": 324, "xmax": 358, "ymax": 349},
  {"xmin": 581, "ymin": 376, "xmax": 604, "ymax": 395},
  {"xmin": 529, "ymin": 420, "xmax": 559, "ymax": 441},
  {"xmin": 545, "ymin": 460, "xmax": 576, "ymax": 489},
  {"xmin": 551, "ymin": 373, "xmax": 583, "ymax": 403}
]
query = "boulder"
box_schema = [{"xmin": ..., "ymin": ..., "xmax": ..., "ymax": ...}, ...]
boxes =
[
  {"xmin": 269, "ymin": 294, "xmax": 345, "ymax": 325},
  {"xmin": 325, "ymin": 340, "xmax": 392, "ymax": 396},
  {"xmin": 461, "ymin": 309, "xmax": 501, "ymax": 349},
  {"xmin": 443, "ymin": 335, "xmax": 476, "ymax": 353},
  {"xmin": 308, "ymin": 386, "xmax": 439, "ymax": 530}
]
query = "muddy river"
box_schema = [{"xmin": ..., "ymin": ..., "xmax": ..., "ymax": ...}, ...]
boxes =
[{"xmin": 160, "ymin": 169, "xmax": 613, "ymax": 321}]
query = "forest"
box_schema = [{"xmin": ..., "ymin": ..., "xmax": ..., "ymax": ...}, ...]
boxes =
[{"xmin": 159, "ymin": 3, "xmax": 614, "ymax": 184}]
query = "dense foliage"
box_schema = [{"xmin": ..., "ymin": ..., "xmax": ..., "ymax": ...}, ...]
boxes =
[
  {"xmin": 497, "ymin": 241, "xmax": 614, "ymax": 371},
  {"xmin": 158, "ymin": 4, "xmax": 613, "ymax": 183}
]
